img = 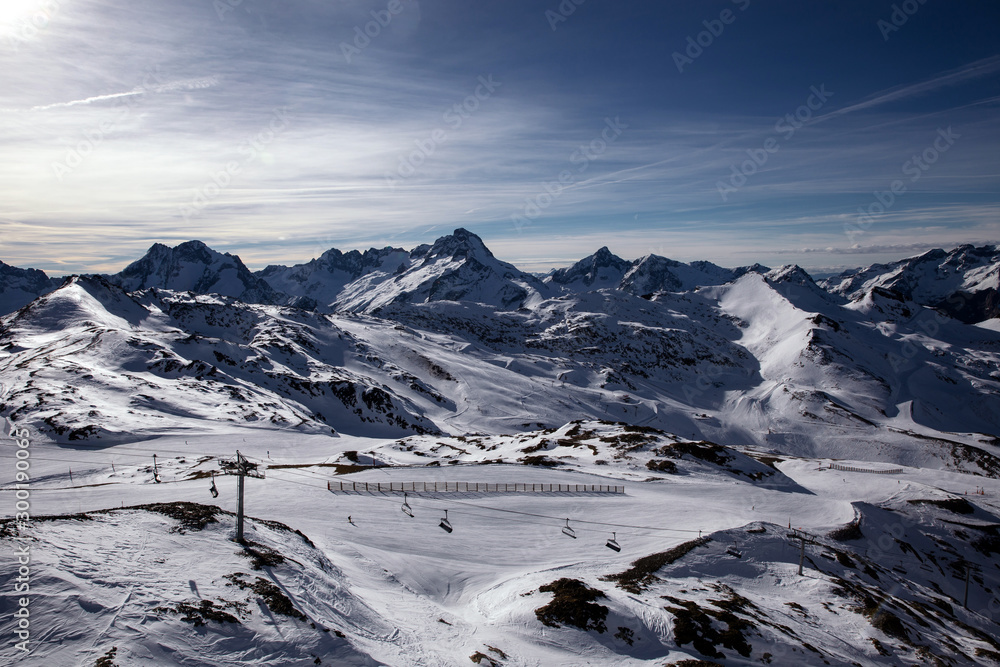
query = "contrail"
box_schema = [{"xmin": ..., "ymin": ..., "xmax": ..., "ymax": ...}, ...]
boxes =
[
  {"xmin": 815, "ymin": 55, "xmax": 1000, "ymax": 122},
  {"xmin": 26, "ymin": 76, "xmax": 219, "ymax": 111},
  {"xmin": 29, "ymin": 90, "xmax": 143, "ymax": 111}
]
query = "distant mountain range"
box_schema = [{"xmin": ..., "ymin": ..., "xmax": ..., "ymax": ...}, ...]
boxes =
[
  {"xmin": 819, "ymin": 244, "xmax": 1000, "ymax": 323},
  {"xmin": 3, "ymin": 232, "xmax": 997, "ymax": 323},
  {"xmin": 0, "ymin": 259, "xmax": 64, "ymax": 316},
  {"xmin": 1, "ymin": 230, "xmax": 998, "ymax": 479}
]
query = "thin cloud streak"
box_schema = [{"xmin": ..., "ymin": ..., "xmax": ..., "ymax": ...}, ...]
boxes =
[
  {"xmin": 0, "ymin": 0, "xmax": 997, "ymax": 277},
  {"xmin": 816, "ymin": 56, "xmax": 1000, "ymax": 122}
]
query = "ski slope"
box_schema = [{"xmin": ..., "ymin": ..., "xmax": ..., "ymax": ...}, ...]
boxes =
[{"xmin": 3, "ymin": 422, "xmax": 1000, "ymax": 665}]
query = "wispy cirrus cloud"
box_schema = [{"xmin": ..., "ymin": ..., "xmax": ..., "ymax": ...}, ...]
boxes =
[
  {"xmin": 0, "ymin": 0, "xmax": 997, "ymax": 276},
  {"xmin": 815, "ymin": 56, "xmax": 1000, "ymax": 121}
]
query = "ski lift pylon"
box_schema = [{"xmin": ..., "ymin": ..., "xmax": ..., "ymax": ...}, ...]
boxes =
[
  {"xmin": 401, "ymin": 492, "xmax": 413, "ymax": 517},
  {"xmin": 562, "ymin": 518, "xmax": 577, "ymax": 539},
  {"xmin": 439, "ymin": 509, "xmax": 453, "ymax": 533},
  {"xmin": 605, "ymin": 532, "xmax": 621, "ymax": 552},
  {"xmin": 209, "ymin": 472, "xmax": 219, "ymax": 499}
]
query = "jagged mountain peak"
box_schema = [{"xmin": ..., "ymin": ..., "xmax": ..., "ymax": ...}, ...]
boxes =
[
  {"xmin": 332, "ymin": 229, "xmax": 544, "ymax": 312},
  {"xmin": 106, "ymin": 240, "xmax": 282, "ymax": 305},
  {"xmin": 417, "ymin": 228, "xmax": 495, "ymax": 262},
  {"xmin": 265, "ymin": 246, "xmax": 407, "ymax": 278},
  {"xmin": 548, "ymin": 246, "xmax": 631, "ymax": 289},
  {"xmin": 256, "ymin": 245, "xmax": 410, "ymax": 312},
  {"xmin": 592, "ymin": 245, "xmax": 623, "ymax": 262},
  {"xmin": 733, "ymin": 263, "xmax": 771, "ymax": 278},
  {"xmin": 764, "ymin": 264, "xmax": 816, "ymax": 285},
  {"xmin": 0, "ymin": 258, "xmax": 55, "ymax": 284},
  {"xmin": 619, "ymin": 254, "xmax": 739, "ymax": 296},
  {"xmin": 0, "ymin": 259, "xmax": 62, "ymax": 316},
  {"xmin": 820, "ymin": 243, "xmax": 999, "ymax": 322}
]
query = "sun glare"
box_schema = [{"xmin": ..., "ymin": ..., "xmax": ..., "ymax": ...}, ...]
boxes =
[{"xmin": 0, "ymin": 0, "xmax": 59, "ymax": 39}]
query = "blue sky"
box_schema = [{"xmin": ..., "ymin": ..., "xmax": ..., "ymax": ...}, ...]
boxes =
[{"xmin": 1, "ymin": 0, "xmax": 998, "ymax": 275}]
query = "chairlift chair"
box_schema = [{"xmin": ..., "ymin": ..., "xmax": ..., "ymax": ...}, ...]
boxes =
[
  {"xmin": 401, "ymin": 492, "xmax": 413, "ymax": 517},
  {"xmin": 605, "ymin": 532, "xmax": 621, "ymax": 552},
  {"xmin": 726, "ymin": 544, "xmax": 743, "ymax": 559},
  {"xmin": 209, "ymin": 472, "xmax": 219, "ymax": 499},
  {"xmin": 439, "ymin": 509, "xmax": 453, "ymax": 533},
  {"xmin": 562, "ymin": 518, "xmax": 577, "ymax": 539}
]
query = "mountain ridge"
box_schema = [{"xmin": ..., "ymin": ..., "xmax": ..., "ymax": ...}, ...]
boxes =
[{"xmin": 2, "ymin": 234, "xmax": 998, "ymax": 323}]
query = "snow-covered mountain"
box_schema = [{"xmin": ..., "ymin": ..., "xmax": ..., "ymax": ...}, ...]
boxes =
[
  {"xmin": 256, "ymin": 229, "xmax": 551, "ymax": 313},
  {"xmin": 821, "ymin": 244, "xmax": 1000, "ymax": 323},
  {"xmin": 546, "ymin": 246, "xmax": 751, "ymax": 297},
  {"xmin": 0, "ymin": 276, "xmax": 438, "ymax": 441},
  {"xmin": 547, "ymin": 246, "xmax": 634, "ymax": 291},
  {"xmin": 1, "ymin": 242, "xmax": 998, "ymax": 476},
  {"xmin": 105, "ymin": 240, "xmax": 284, "ymax": 306},
  {"xmin": 0, "ymin": 260, "xmax": 61, "ymax": 316},
  {"xmin": 334, "ymin": 228, "xmax": 552, "ymax": 312},
  {"xmin": 2, "ymin": 232, "xmax": 1000, "ymax": 666},
  {"xmin": 257, "ymin": 246, "xmax": 410, "ymax": 311}
]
